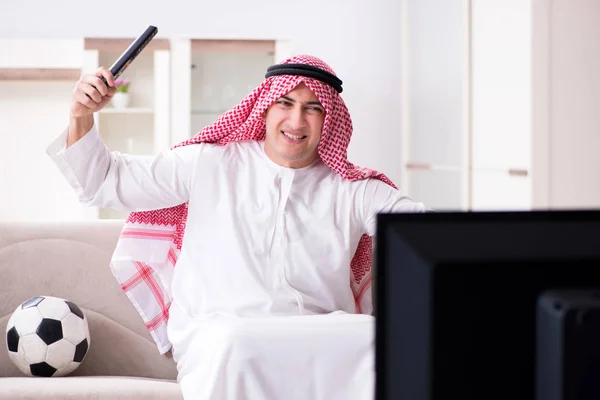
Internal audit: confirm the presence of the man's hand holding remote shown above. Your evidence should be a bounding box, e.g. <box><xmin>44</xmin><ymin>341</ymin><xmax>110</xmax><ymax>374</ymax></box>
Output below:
<box><xmin>67</xmin><ymin>67</ymin><xmax>116</xmax><ymax>148</ymax></box>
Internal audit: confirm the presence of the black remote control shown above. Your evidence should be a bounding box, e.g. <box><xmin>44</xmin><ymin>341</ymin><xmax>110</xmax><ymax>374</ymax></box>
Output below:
<box><xmin>101</xmin><ymin>25</ymin><xmax>158</xmax><ymax>86</ymax></box>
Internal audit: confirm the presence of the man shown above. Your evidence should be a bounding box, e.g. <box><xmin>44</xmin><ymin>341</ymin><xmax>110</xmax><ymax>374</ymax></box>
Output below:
<box><xmin>47</xmin><ymin>54</ymin><xmax>428</xmax><ymax>400</ymax></box>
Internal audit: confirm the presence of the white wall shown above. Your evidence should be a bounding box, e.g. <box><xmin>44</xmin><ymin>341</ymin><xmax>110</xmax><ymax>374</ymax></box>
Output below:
<box><xmin>0</xmin><ymin>81</ymin><xmax>97</xmax><ymax>221</ymax></box>
<box><xmin>0</xmin><ymin>0</ymin><xmax>407</xmax><ymax>187</ymax></box>
<box><xmin>531</xmin><ymin>0</ymin><xmax>600</xmax><ymax>209</ymax></box>
<box><xmin>547</xmin><ymin>0</ymin><xmax>600</xmax><ymax>209</ymax></box>
<box><xmin>0</xmin><ymin>39</ymin><xmax>98</xmax><ymax>222</ymax></box>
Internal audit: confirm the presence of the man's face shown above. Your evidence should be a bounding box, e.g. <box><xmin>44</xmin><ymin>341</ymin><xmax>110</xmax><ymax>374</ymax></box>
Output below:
<box><xmin>263</xmin><ymin>83</ymin><xmax>325</xmax><ymax>169</ymax></box>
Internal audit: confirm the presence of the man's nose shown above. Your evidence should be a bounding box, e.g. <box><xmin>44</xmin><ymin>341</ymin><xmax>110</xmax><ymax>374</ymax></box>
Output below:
<box><xmin>288</xmin><ymin>107</ymin><xmax>307</xmax><ymax>130</ymax></box>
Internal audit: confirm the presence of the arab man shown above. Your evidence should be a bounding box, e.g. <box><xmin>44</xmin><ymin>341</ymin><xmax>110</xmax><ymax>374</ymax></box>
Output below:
<box><xmin>47</xmin><ymin>54</ymin><xmax>428</xmax><ymax>400</ymax></box>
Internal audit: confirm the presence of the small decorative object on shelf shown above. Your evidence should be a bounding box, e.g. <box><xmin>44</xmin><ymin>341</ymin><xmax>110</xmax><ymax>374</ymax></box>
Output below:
<box><xmin>111</xmin><ymin>79</ymin><xmax>131</xmax><ymax>109</ymax></box>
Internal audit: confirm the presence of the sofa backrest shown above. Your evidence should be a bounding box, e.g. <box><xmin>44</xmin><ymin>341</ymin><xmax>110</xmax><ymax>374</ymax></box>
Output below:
<box><xmin>0</xmin><ymin>220</ymin><xmax>178</xmax><ymax>380</ymax></box>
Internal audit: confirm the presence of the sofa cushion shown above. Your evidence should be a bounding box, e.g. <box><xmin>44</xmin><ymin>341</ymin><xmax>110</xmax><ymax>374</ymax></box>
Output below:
<box><xmin>0</xmin><ymin>376</ymin><xmax>183</xmax><ymax>399</ymax></box>
<box><xmin>0</xmin><ymin>221</ymin><xmax>178</xmax><ymax>380</ymax></box>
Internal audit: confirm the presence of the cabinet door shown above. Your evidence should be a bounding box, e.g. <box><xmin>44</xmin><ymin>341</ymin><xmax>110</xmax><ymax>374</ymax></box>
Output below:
<box><xmin>402</xmin><ymin>0</ymin><xmax>469</xmax><ymax>211</ymax></box>
<box><xmin>471</xmin><ymin>170</ymin><xmax>531</xmax><ymax>211</ymax></box>
<box><xmin>189</xmin><ymin>48</ymin><xmax>273</xmax><ymax>137</ymax></box>
<box><xmin>170</xmin><ymin>39</ymin><xmax>276</xmax><ymax>145</ymax></box>
<box><xmin>470</xmin><ymin>0</ymin><xmax>532</xmax><ymax>210</ymax></box>
<box><xmin>407</xmin><ymin>169</ymin><xmax>465</xmax><ymax>211</ymax></box>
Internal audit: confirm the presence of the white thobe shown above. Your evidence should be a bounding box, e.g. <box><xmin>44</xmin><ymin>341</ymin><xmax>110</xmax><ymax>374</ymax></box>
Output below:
<box><xmin>47</xmin><ymin>125</ymin><xmax>428</xmax><ymax>400</ymax></box>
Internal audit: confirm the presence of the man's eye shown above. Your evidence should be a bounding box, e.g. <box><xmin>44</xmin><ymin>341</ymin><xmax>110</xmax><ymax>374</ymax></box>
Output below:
<box><xmin>277</xmin><ymin>100</ymin><xmax>293</xmax><ymax>107</ymax></box>
<box><xmin>307</xmin><ymin>107</ymin><xmax>324</xmax><ymax>114</ymax></box>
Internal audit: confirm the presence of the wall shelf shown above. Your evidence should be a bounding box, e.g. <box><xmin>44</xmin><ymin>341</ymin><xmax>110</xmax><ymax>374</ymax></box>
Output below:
<box><xmin>0</xmin><ymin>68</ymin><xmax>80</xmax><ymax>81</ymax></box>
<box><xmin>100</xmin><ymin>107</ymin><xmax>154</xmax><ymax>115</ymax></box>
<box><xmin>191</xmin><ymin>39</ymin><xmax>274</xmax><ymax>54</ymax></box>
<box><xmin>84</xmin><ymin>38</ymin><xmax>170</xmax><ymax>52</ymax></box>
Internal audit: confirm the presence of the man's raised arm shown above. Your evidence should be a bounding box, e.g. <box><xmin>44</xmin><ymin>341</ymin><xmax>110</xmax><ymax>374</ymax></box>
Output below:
<box><xmin>47</xmin><ymin>67</ymin><xmax>199</xmax><ymax>213</ymax></box>
<box><xmin>67</xmin><ymin>66</ymin><xmax>115</xmax><ymax>148</ymax></box>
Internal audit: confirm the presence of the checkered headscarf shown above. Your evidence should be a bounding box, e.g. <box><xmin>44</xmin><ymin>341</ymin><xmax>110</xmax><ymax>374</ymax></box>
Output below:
<box><xmin>109</xmin><ymin>55</ymin><xmax>396</xmax><ymax>354</ymax></box>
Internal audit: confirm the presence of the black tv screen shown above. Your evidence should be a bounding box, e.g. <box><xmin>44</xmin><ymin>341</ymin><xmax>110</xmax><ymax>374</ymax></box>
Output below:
<box><xmin>375</xmin><ymin>210</ymin><xmax>600</xmax><ymax>400</ymax></box>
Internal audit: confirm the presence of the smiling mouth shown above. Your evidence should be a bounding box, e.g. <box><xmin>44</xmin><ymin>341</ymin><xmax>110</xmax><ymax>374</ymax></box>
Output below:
<box><xmin>282</xmin><ymin>131</ymin><xmax>307</xmax><ymax>141</ymax></box>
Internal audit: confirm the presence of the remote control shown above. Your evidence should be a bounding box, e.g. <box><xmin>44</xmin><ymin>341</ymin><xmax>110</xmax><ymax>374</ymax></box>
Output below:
<box><xmin>101</xmin><ymin>25</ymin><xmax>158</xmax><ymax>86</ymax></box>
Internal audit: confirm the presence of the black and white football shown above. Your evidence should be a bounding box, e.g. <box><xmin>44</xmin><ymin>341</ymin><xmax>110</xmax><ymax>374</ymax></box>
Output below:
<box><xmin>5</xmin><ymin>296</ymin><xmax>90</xmax><ymax>377</ymax></box>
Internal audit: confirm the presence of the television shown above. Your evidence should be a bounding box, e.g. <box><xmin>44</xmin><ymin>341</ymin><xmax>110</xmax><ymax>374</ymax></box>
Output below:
<box><xmin>375</xmin><ymin>210</ymin><xmax>600</xmax><ymax>400</ymax></box>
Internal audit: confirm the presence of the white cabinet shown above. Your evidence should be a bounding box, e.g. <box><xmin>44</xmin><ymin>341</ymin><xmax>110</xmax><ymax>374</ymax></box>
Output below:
<box><xmin>403</xmin><ymin>0</ymin><xmax>600</xmax><ymax>212</ymax></box>
<box><xmin>402</xmin><ymin>0</ymin><xmax>532</xmax><ymax>211</ymax></box>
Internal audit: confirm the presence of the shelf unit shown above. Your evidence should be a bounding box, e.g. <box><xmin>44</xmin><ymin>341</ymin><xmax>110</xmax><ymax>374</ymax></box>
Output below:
<box><xmin>0</xmin><ymin>36</ymin><xmax>289</xmax><ymax>222</ymax></box>
<box><xmin>84</xmin><ymin>37</ymin><xmax>280</xmax><ymax>219</ymax></box>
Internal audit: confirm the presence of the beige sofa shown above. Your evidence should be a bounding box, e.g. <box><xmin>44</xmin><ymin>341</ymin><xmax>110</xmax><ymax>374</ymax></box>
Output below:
<box><xmin>0</xmin><ymin>220</ymin><xmax>183</xmax><ymax>399</ymax></box>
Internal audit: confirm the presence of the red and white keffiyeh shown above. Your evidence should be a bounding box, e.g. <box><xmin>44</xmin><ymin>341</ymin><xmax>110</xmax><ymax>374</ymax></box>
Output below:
<box><xmin>109</xmin><ymin>55</ymin><xmax>397</xmax><ymax>354</ymax></box>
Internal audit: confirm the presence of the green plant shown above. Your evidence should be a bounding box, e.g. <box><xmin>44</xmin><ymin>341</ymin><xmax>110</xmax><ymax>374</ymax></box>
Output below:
<box><xmin>114</xmin><ymin>79</ymin><xmax>131</xmax><ymax>93</ymax></box>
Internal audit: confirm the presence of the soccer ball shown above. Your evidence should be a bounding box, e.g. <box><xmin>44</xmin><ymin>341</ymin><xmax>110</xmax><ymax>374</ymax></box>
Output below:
<box><xmin>5</xmin><ymin>296</ymin><xmax>90</xmax><ymax>377</ymax></box>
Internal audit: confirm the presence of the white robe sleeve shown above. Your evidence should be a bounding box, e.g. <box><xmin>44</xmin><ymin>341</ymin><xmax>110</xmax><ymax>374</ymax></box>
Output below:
<box><xmin>361</xmin><ymin>179</ymin><xmax>429</xmax><ymax>236</ymax></box>
<box><xmin>46</xmin><ymin>124</ymin><xmax>201</xmax><ymax>212</ymax></box>
<box><xmin>357</xmin><ymin>180</ymin><xmax>429</xmax><ymax>315</ymax></box>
